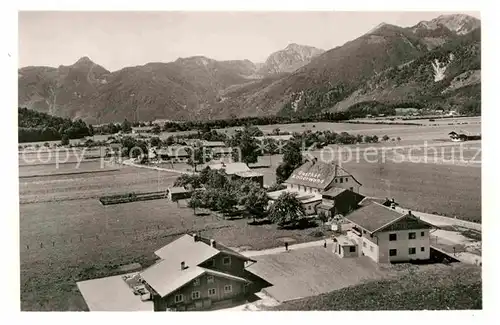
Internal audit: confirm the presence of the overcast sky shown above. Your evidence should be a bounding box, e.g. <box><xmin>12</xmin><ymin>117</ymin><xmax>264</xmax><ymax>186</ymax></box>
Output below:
<box><xmin>19</xmin><ymin>11</ymin><xmax>480</xmax><ymax>72</ymax></box>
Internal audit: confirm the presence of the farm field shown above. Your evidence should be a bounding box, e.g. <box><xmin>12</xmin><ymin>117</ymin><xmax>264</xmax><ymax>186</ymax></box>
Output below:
<box><xmin>253</xmin><ymin>145</ymin><xmax>481</xmax><ymax>221</ymax></box>
<box><xmin>352</xmin><ymin>116</ymin><xmax>481</xmax><ymax>126</ymax></box>
<box><xmin>19</xmin><ymin>163</ymin><xmax>176</xmax><ymax>203</ymax></box>
<box><xmin>19</xmin><ymin>162</ymin><xmax>332</xmax><ymax>311</ymax></box>
<box><xmin>19</xmin><ymin>147</ymin><xmax>104</xmax><ymax>167</ymax></box>
<box><xmin>270</xmin><ymin>263</ymin><xmax>481</xmax><ymax>310</ymax></box>
<box><xmin>207</xmin><ymin>121</ymin><xmax>481</xmax><ymax>142</ymax></box>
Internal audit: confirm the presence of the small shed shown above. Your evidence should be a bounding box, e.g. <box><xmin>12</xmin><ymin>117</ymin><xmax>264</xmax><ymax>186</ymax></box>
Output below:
<box><xmin>332</xmin><ymin>234</ymin><xmax>359</xmax><ymax>258</ymax></box>
<box><xmin>234</xmin><ymin>171</ymin><xmax>264</xmax><ymax>188</ymax></box>
<box><xmin>167</xmin><ymin>187</ymin><xmax>192</xmax><ymax>201</ymax></box>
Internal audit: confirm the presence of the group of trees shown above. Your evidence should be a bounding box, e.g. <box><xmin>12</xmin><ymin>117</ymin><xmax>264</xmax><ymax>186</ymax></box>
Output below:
<box><xmin>18</xmin><ymin>107</ymin><xmax>93</xmax><ymax>143</ymax></box>
<box><xmin>176</xmin><ymin>169</ymin><xmax>269</xmax><ymax>220</ymax></box>
<box><xmin>176</xmin><ymin>168</ymin><xmax>307</xmax><ymax>228</ymax></box>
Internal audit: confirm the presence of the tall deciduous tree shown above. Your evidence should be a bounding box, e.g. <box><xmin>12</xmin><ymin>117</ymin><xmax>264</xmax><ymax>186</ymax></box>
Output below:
<box><xmin>268</xmin><ymin>192</ymin><xmax>305</xmax><ymax>228</ymax></box>
<box><xmin>238</xmin><ymin>181</ymin><xmax>269</xmax><ymax>221</ymax></box>
<box><xmin>230</xmin><ymin>125</ymin><xmax>260</xmax><ymax>164</ymax></box>
<box><xmin>188</xmin><ymin>190</ymin><xmax>204</xmax><ymax>215</ymax></box>
<box><xmin>121</xmin><ymin>118</ymin><xmax>132</xmax><ymax>133</ymax></box>
<box><xmin>276</xmin><ymin>140</ymin><xmax>303</xmax><ymax>184</ymax></box>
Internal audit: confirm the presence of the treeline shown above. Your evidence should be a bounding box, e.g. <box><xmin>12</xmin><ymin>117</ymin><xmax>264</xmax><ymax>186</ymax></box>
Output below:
<box><xmin>159</xmin><ymin>111</ymin><xmax>355</xmax><ymax>134</ymax></box>
<box><xmin>18</xmin><ymin>107</ymin><xmax>92</xmax><ymax>143</ymax></box>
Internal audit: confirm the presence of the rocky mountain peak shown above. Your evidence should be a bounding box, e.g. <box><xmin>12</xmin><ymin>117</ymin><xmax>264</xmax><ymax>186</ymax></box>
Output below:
<box><xmin>413</xmin><ymin>14</ymin><xmax>480</xmax><ymax>35</ymax></box>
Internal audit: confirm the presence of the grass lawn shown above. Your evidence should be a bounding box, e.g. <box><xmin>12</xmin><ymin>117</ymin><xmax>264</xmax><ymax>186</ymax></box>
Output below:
<box><xmin>270</xmin><ymin>264</ymin><xmax>481</xmax><ymax>310</ymax></box>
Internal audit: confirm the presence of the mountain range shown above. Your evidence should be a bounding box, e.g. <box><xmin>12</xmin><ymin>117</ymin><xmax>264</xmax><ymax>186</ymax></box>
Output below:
<box><xmin>18</xmin><ymin>14</ymin><xmax>481</xmax><ymax>124</ymax></box>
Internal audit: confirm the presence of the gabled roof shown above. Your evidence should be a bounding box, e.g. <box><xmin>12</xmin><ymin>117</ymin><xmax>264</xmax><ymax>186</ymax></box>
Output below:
<box><xmin>158</xmin><ymin>146</ymin><xmax>190</xmax><ymax>157</ymax></box>
<box><xmin>344</xmin><ymin>202</ymin><xmax>407</xmax><ymax>233</ymax></box>
<box><xmin>208</xmin><ymin>162</ymin><xmax>250</xmax><ymax>175</ymax></box>
<box><xmin>153</xmin><ymin>234</ymin><xmax>218</xmax><ymax>261</ymax></box>
<box><xmin>141</xmin><ymin>263</ymin><xmax>250</xmax><ymax>298</ymax></box>
<box><xmin>203</xmin><ymin>141</ymin><xmax>226</xmax><ymax>147</ymax></box>
<box><xmin>212</xmin><ymin>147</ymin><xmax>233</xmax><ymax>154</ymax></box>
<box><xmin>358</xmin><ymin>197</ymin><xmax>386</xmax><ymax>207</ymax></box>
<box><xmin>345</xmin><ymin>202</ymin><xmax>436</xmax><ymax>233</ymax></box>
<box><xmin>169</xmin><ymin>187</ymin><xmax>189</xmax><ymax>194</ymax></box>
<box><xmin>140</xmin><ymin>234</ymin><xmax>254</xmax><ymax>297</ymax></box>
<box><xmin>285</xmin><ymin>160</ymin><xmax>361</xmax><ymax>190</ymax></box>
<box><xmin>235</xmin><ymin>171</ymin><xmax>264</xmax><ymax>178</ymax></box>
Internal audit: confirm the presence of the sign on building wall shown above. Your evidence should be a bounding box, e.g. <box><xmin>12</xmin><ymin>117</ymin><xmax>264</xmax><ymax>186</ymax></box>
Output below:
<box><xmin>290</xmin><ymin>171</ymin><xmax>326</xmax><ymax>184</ymax></box>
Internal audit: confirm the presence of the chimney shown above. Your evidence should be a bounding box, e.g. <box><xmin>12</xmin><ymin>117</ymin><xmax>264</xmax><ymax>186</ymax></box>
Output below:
<box><xmin>391</xmin><ymin>203</ymin><xmax>396</xmax><ymax>210</ymax></box>
<box><xmin>210</xmin><ymin>239</ymin><xmax>216</xmax><ymax>248</ymax></box>
<box><xmin>180</xmin><ymin>261</ymin><xmax>186</xmax><ymax>270</ymax></box>
<box><xmin>193</xmin><ymin>233</ymin><xmax>198</xmax><ymax>242</ymax></box>
<box><xmin>408</xmin><ymin>210</ymin><xmax>412</xmax><ymax>216</ymax></box>
<box><xmin>391</xmin><ymin>198</ymin><xmax>395</xmax><ymax>203</ymax></box>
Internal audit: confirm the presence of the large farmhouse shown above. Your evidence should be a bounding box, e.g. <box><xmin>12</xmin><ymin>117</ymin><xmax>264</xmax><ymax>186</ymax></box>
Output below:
<box><xmin>77</xmin><ymin>233</ymin><xmax>258</xmax><ymax>311</ymax></box>
<box><xmin>139</xmin><ymin>234</ymin><xmax>257</xmax><ymax>311</ymax></box>
<box><xmin>333</xmin><ymin>202</ymin><xmax>437</xmax><ymax>263</ymax></box>
<box><xmin>267</xmin><ymin>159</ymin><xmax>363</xmax><ymax>215</ymax></box>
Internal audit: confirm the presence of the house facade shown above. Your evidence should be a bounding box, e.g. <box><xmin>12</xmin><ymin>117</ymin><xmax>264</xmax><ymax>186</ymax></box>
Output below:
<box><xmin>337</xmin><ymin>202</ymin><xmax>435</xmax><ymax>263</ymax></box>
<box><xmin>157</xmin><ymin>146</ymin><xmax>190</xmax><ymax>163</ymax></box>
<box><xmin>139</xmin><ymin>234</ymin><xmax>256</xmax><ymax>311</ymax></box>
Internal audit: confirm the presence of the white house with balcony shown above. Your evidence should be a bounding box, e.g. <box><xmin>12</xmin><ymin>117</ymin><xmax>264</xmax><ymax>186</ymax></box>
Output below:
<box><xmin>333</xmin><ymin>202</ymin><xmax>436</xmax><ymax>263</ymax></box>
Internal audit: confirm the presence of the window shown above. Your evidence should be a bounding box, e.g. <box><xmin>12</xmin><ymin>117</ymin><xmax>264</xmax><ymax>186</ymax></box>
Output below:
<box><xmin>340</xmin><ymin>178</ymin><xmax>343</xmax><ymax>183</ymax></box>
<box><xmin>193</xmin><ymin>278</ymin><xmax>200</xmax><ymax>286</ymax></box>
<box><xmin>408</xmin><ymin>232</ymin><xmax>416</xmax><ymax>240</ymax></box>
<box><xmin>191</xmin><ymin>291</ymin><xmax>201</xmax><ymax>300</ymax></box>
<box><xmin>349</xmin><ymin>246</ymin><xmax>356</xmax><ymax>252</ymax></box>
<box><xmin>370</xmin><ymin>246</ymin><xmax>374</xmax><ymax>252</ymax></box>
<box><xmin>421</xmin><ymin>231</ymin><xmax>425</xmax><ymax>237</ymax></box>
<box><xmin>174</xmin><ymin>294</ymin><xmax>184</xmax><ymax>303</ymax></box>
<box><xmin>409</xmin><ymin>247</ymin><xmax>416</xmax><ymax>255</ymax></box>
<box><xmin>208</xmin><ymin>288</ymin><xmax>216</xmax><ymax>296</ymax></box>
<box><xmin>207</xmin><ymin>275</ymin><xmax>214</xmax><ymax>284</ymax></box>
<box><xmin>421</xmin><ymin>247</ymin><xmax>425</xmax><ymax>252</ymax></box>
<box><xmin>224</xmin><ymin>285</ymin><xmax>232</xmax><ymax>293</ymax></box>
<box><xmin>389</xmin><ymin>249</ymin><xmax>397</xmax><ymax>256</ymax></box>
<box><xmin>389</xmin><ymin>233</ymin><xmax>397</xmax><ymax>241</ymax></box>
<box><xmin>363</xmin><ymin>241</ymin><xmax>367</xmax><ymax>248</ymax></box>
<box><xmin>208</xmin><ymin>259</ymin><xmax>215</xmax><ymax>267</ymax></box>
<box><xmin>334</xmin><ymin>179</ymin><xmax>338</xmax><ymax>183</ymax></box>
<box><xmin>345</xmin><ymin>178</ymin><xmax>348</xmax><ymax>182</ymax></box>
<box><xmin>223</xmin><ymin>256</ymin><xmax>231</xmax><ymax>265</ymax></box>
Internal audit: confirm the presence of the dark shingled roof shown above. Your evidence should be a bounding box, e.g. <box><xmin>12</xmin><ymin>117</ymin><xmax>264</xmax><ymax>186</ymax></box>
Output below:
<box><xmin>345</xmin><ymin>202</ymin><xmax>406</xmax><ymax>233</ymax></box>
<box><xmin>321</xmin><ymin>188</ymin><xmax>347</xmax><ymax>198</ymax></box>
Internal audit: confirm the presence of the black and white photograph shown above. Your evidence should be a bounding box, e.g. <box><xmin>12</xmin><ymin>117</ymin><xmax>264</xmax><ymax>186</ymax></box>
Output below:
<box><xmin>6</xmin><ymin>3</ymin><xmax>492</xmax><ymax>315</ymax></box>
